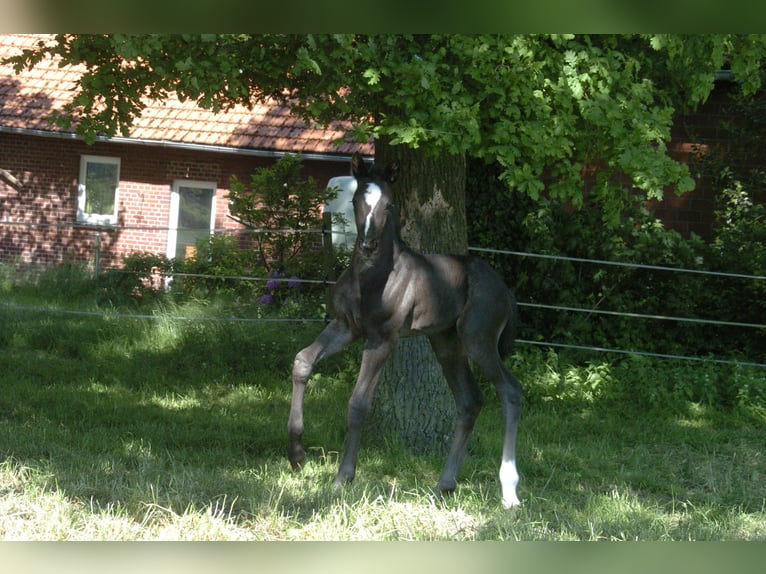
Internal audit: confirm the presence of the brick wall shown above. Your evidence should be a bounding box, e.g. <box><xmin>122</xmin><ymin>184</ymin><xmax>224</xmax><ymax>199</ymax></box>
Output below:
<box><xmin>0</xmin><ymin>131</ymin><xmax>349</xmax><ymax>271</ymax></box>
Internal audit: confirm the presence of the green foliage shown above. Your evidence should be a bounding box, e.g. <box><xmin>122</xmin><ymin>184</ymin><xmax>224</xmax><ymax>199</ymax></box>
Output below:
<box><xmin>173</xmin><ymin>234</ymin><xmax>258</xmax><ymax>299</ymax></box>
<box><xmin>514</xmin><ymin>346</ymin><xmax>766</xmax><ymax>415</ymax></box>
<box><xmin>0</xmin><ymin>262</ymin><xmax>14</xmax><ymax>293</ymax></box>
<box><xmin>690</xmin><ymin>90</ymin><xmax>766</xmax><ymax>356</ymax></box>
<box><xmin>609</xmin><ymin>355</ymin><xmax>766</xmax><ymax>413</ymax></box>
<box><xmin>34</xmin><ymin>261</ymin><xmax>97</xmax><ymax>302</ymax></box>
<box><xmin>700</xmin><ymin>90</ymin><xmax>766</xmax><ymax>280</ymax></box>
<box><xmin>513</xmin><ymin>348</ymin><xmax>618</xmax><ymax>406</ymax></box>
<box><xmin>465</xmin><ymin>80</ymin><xmax>766</xmax><ymax>365</ymax></box>
<box><xmin>715</xmin><ymin>184</ymin><xmax>766</xmax><ymax>263</ymax></box>
<box><xmin>466</xmin><ymin>155</ymin><xmax>765</xmax><ymax>363</ymax></box>
<box><xmin>98</xmin><ymin>239</ymin><xmax>332</xmax><ymax>320</ymax></box>
<box><xmin>98</xmin><ymin>251</ymin><xmax>172</xmax><ymax>305</ymax></box>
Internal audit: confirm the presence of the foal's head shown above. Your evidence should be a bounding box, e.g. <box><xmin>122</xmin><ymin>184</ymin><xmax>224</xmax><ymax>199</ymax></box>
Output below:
<box><xmin>350</xmin><ymin>152</ymin><xmax>400</xmax><ymax>258</ymax></box>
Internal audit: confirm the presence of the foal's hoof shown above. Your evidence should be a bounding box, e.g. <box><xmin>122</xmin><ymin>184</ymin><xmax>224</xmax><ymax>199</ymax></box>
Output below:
<box><xmin>332</xmin><ymin>473</ymin><xmax>354</xmax><ymax>489</ymax></box>
<box><xmin>288</xmin><ymin>448</ymin><xmax>306</xmax><ymax>471</ymax></box>
<box><xmin>431</xmin><ymin>488</ymin><xmax>450</xmax><ymax>502</ymax></box>
<box><xmin>502</xmin><ymin>495</ymin><xmax>522</xmax><ymax>509</ymax></box>
<box><xmin>432</xmin><ymin>482</ymin><xmax>456</xmax><ymax>502</ymax></box>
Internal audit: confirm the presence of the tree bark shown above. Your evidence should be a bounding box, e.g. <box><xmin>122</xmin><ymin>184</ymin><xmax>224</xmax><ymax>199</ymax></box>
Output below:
<box><xmin>367</xmin><ymin>138</ymin><xmax>467</xmax><ymax>453</ymax></box>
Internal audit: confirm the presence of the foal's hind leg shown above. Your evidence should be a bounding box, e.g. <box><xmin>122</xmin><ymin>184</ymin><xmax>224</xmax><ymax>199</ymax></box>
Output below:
<box><xmin>429</xmin><ymin>331</ymin><xmax>484</xmax><ymax>496</ymax></box>
<box><xmin>460</xmin><ymin>321</ymin><xmax>523</xmax><ymax>508</ymax></box>
<box><xmin>288</xmin><ymin>319</ymin><xmax>356</xmax><ymax>471</ymax></box>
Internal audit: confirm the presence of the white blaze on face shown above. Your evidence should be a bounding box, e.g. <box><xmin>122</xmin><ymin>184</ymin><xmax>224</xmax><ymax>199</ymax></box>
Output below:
<box><xmin>363</xmin><ymin>182</ymin><xmax>383</xmax><ymax>238</ymax></box>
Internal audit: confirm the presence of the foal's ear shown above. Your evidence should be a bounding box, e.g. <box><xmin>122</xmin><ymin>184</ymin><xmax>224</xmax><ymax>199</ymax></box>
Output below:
<box><xmin>351</xmin><ymin>152</ymin><xmax>368</xmax><ymax>178</ymax></box>
<box><xmin>385</xmin><ymin>161</ymin><xmax>399</xmax><ymax>184</ymax></box>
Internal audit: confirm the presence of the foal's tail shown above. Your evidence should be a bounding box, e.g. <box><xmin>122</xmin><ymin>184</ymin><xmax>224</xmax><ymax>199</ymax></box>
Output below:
<box><xmin>498</xmin><ymin>290</ymin><xmax>518</xmax><ymax>361</ymax></box>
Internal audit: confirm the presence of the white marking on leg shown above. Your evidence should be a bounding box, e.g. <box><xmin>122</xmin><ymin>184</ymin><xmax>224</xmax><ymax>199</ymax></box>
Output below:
<box><xmin>499</xmin><ymin>457</ymin><xmax>521</xmax><ymax>508</ymax></box>
<box><xmin>363</xmin><ymin>182</ymin><xmax>382</xmax><ymax>237</ymax></box>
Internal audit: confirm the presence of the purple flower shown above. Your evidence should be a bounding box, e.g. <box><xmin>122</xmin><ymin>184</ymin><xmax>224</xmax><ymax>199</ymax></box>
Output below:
<box><xmin>266</xmin><ymin>278</ymin><xmax>281</xmax><ymax>291</ymax></box>
<box><xmin>258</xmin><ymin>294</ymin><xmax>273</xmax><ymax>305</ymax></box>
<box><xmin>287</xmin><ymin>275</ymin><xmax>301</xmax><ymax>289</ymax></box>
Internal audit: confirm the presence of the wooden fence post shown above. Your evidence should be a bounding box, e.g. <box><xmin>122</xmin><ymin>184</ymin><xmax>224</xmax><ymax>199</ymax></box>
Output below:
<box><xmin>93</xmin><ymin>232</ymin><xmax>102</xmax><ymax>278</ymax></box>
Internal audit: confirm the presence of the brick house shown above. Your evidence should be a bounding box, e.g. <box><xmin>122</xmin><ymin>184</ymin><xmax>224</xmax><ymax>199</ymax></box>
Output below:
<box><xmin>0</xmin><ymin>34</ymin><xmax>372</xmax><ymax>272</ymax></box>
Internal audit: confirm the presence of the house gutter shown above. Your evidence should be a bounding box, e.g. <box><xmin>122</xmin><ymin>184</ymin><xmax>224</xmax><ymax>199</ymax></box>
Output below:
<box><xmin>0</xmin><ymin>125</ymin><xmax>373</xmax><ymax>162</ymax></box>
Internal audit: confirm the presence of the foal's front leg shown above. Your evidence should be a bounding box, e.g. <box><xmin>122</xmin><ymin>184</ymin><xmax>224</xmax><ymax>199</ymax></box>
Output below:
<box><xmin>288</xmin><ymin>319</ymin><xmax>356</xmax><ymax>471</ymax></box>
<box><xmin>334</xmin><ymin>338</ymin><xmax>394</xmax><ymax>486</ymax></box>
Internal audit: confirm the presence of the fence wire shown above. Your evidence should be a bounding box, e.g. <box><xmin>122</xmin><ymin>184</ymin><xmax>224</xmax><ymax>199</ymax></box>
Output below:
<box><xmin>515</xmin><ymin>339</ymin><xmax>766</xmax><ymax>369</ymax></box>
<box><xmin>518</xmin><ymin>301</ymin><xmax>766</xmax><ymax>331</ymax></box>
<box><xmin>3</xmin><ymin>217</ymin><xmax>765</xmax><ymax>368</ymax></box>
<box><xmin>468</xmin><ymin>246</ymin><xmax>766</xmax><ymax>282</ymax></box>
<box><xmin>0</xmin><ymin>303</ymin><xmax>326</xmax><ymax>323</ymax></box>
<box><xmin>2</xmin><ymin>298</ymin><xmax>764</xmax><ymax>368</ymax></box>
<box><xmin>0</xmin><ymin>218</ymin><xmax>327</xmax><ymax>235</ymax></box>
<box><xmin>469</xmin><ymin>245</ymin><xmax>766</xmax><ymax>369</ymax></box>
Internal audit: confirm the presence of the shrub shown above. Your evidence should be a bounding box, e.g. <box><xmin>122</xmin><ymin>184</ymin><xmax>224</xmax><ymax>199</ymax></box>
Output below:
<box><xmin>0</xmin><ymin>261</ymin><xmax>16</xmax><ymax>293</ymax></box>
<box><xmin>173</xmin><ymin>234</ymin><xmax>258</xmax><ymax>299</ymax></box>
<box><xmin>703</xmin><ymin>181</ymin><xmax>766</xmax><ymax>359</ymax></box>
<box><xmin>227</xmin><ymin>153</ymin><xmax>338</xmax><ymax>273</ymax></box>
<box><xmin>98</xmin><ymin>251</ymin><xmax>172</xmax><ymax>305</ymax></box>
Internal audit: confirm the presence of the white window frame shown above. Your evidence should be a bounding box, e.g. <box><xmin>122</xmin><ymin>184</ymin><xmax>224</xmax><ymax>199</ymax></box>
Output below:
<box><xmin>77</xmin><ymin>155</ymin><xmax>120</xmax><ymax>225</ymax></box>
<box><xmin>166</xmin><ymin>180</ymin><xmax>217</xmax><ymax>261</ymax></box>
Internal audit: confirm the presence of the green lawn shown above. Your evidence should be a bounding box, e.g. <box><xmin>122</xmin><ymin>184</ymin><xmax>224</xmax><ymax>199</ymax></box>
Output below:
<box><xmin>1</xmin><ymin>277</ymin><xmax>764</xmax><ymax>540</ymax></box>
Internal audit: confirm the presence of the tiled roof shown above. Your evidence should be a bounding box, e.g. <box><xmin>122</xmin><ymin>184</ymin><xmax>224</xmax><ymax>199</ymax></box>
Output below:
<box><xmin>0</xmin><ymin>34</ymin><xmax>373</xmax><ymax>157</ymax></box>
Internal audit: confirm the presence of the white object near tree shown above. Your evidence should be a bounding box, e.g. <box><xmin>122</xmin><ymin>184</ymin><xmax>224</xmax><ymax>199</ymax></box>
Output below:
<box><xmin>323</xmin><ymin>176</ymin><xmax>357</xmax><ymax>251</ymax></box>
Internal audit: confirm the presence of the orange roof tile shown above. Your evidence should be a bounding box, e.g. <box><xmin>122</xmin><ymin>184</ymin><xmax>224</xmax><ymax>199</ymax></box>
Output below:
<box><xmin>0</xmin><ymin>34</ymin><xmax>373</xmax><ymax>157</ymax></box>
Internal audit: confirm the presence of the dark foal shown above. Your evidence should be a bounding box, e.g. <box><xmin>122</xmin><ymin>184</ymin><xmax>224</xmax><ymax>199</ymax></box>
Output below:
<box><xmin>288</xmin><ymin>153</ymin><xmax>523</xmax><ymax>508</ymax></box>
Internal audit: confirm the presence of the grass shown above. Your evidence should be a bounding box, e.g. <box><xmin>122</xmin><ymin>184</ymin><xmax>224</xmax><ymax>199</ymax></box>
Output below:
<box><xmin>1</xmin><ymin>264</ymin><xmax>765</xmax><ymax>540</ymax></box>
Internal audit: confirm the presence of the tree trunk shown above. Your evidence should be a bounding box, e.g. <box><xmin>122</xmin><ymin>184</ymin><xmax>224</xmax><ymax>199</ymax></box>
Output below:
<box><xmin>367</xmin><ymin>139</ymin><xmax>467</xmax><ymax>453</ymax></box>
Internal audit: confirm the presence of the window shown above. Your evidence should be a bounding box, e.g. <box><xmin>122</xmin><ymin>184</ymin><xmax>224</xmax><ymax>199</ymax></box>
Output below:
<box><xmin>77</xmin><ymin>155</ymin><xmax>120</xmax><ymax>225</ymax></box>
<box><xmin>167</xmin><ymin>180</ymin><xmax>217</xmax><ymax>261</ymax></box>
